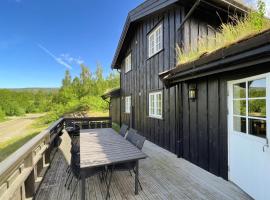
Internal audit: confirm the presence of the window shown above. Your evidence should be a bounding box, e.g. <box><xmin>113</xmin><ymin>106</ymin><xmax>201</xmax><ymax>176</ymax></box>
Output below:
<box><xmin>125</xmin><ymin>96</ymin><xmax>131</xmax><ymax>113</ymax></box>
<box><xmin>125</xmin><ymin>53</ymin><xmax>131</xmax><ymax>73</ymax></box>
<box><xmin>149</xmin><ymin>91</ymin><xmax>162</xmax><ymax>119</ymax></box>
<box><xmin>233</xmin><ymin>78</ymin><xmax>267</xmax><ymax>138</ymax></box>
<box><xmin>148</xmin><ymin>24</ymin><xmax>163</xmax><ymax>57</ymax></box>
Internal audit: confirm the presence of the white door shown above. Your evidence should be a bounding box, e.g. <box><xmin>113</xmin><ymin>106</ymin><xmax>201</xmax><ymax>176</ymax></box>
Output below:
<box><xmin>228</xmin><ymin>74</ymin><xmax>270</xmax><ymax>200</ymax></box>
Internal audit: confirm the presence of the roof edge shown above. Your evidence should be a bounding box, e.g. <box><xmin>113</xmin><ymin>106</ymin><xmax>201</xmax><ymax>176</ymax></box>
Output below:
<box><xmin>159</xmin><ymin>29</ymin><xmax>270</xmax><ymax>87</ymax></box>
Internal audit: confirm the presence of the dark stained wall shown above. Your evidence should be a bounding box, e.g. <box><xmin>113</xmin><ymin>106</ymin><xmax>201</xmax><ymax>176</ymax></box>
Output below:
<box><xmin>177</xmin><ymin>63</ymin><xmax>270</xmax><ymax>180</ymax></box>
<box><xmin>177</xmin><ymin>77</ymin><xmax>228</xmax><ymax>179</ymax></box>
<box><xmin>119</xmin><ymin>3</ymin><xmax>227</xmax><ymax>178</ymax></box>
<box><xmin>110</xmin><ymin>97</ymin><xmax>121</xmax><ymax>125</ymax></box>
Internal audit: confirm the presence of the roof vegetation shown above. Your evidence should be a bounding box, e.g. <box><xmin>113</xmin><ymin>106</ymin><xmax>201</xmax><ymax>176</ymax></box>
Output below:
<box><xmin>176</xmin><ymin>0</ymin><xmax>270</xmax><ymax>65</ymax></box>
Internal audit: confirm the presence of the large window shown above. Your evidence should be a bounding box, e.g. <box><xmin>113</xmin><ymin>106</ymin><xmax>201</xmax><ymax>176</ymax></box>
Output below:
<box><xmin>149</xmin><ymin>91</ymin><xmax>162</xmax><ymax>119</ymax></box>
<box><xmin>233</xmin><ymin>78</ymin><xmax>267</xmax><ymax>138</ymax></box>
<box><xmin>148</xmin><ymin>24</ymin><xmax>163</xmax><ymax>58</ymax></box>
<box><xmin>125</xmin><ymin>53</ymin><xmax>131</xmax><ymax>73</ymax></box>
<box><xmin>125</xmin><ymin>96</ymin><xmax>131</xmax><ymax>113</ymax></box>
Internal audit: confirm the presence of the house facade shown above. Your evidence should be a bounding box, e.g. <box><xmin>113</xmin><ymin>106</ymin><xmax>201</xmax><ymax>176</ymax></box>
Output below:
<box><xmin>110</xmin><ymin>0</ymin><xmax>270</xmax><ymax>200</ymax></box>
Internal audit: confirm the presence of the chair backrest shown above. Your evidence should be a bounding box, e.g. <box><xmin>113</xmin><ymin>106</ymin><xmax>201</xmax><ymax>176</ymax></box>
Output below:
<box><xmin>126</xmin><ymin>129</ymin><xmax>146</xmax><ymax>150</ymax></box>
<box><xmin>119</xmin><ymin>124</ymin><xmax>128</xmax><ymax>137</ymax></box>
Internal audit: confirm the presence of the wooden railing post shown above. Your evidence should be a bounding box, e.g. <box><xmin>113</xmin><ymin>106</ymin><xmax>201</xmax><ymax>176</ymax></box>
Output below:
<box><xmin>24</xmin><ymin>169</ymin><xmax>35</xmax><ymax>198</ymax></box>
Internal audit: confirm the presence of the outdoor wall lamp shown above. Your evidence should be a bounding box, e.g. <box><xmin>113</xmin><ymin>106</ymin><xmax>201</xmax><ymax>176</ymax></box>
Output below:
<box><xmin>189</xmin><ymin>84</ymin><xmax>197</xmax><ymax>101</ymax></box>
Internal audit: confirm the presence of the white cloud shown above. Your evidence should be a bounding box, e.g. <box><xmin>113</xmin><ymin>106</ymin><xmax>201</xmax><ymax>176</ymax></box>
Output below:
<box><xmin>60</xmin><ymin>53</ymin><xmax>84</xmax><ymax>65</ymax></box>
<box><xmin>37</xmin><ymin>44</ymin><xmax>72</xmax><ymax>69</ymax></box>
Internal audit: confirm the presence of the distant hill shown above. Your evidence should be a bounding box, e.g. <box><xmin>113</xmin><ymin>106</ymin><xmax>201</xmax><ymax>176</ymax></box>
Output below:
<box><xmin>0</xmin><ymin>88</ymin><xmax>59</xmax><ymax>93</ymax></box>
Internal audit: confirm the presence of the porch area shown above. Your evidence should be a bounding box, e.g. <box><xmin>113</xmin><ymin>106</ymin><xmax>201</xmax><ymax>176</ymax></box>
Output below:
<box><xmin>35</xmin><ymin>131</ymin><xmax>251</xmax><ymax>200</ymax></box>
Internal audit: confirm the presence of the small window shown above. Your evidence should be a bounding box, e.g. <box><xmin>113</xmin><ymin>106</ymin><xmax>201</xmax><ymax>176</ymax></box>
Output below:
<box><xmin>148</xmin><ymin>24</ymin><xmax>163</xmax><ymax>57</ymax></box>
<box><xmin>125</xmin><ymin>53</ymin><xmax>131</xmax><ymax>73</ymax></box>
<box><xmin>149</xmin><ymin>91</ymin><xmax>162</xmax><ymax>119</ymax></box>
<box><xmin>232</xmin><ymin>78</ymin><xmax>267</xmax><ymax>138</ymax></box>
<box><xmin>125</xmin><ymin>96</ymin><xmax>131</xmax><ymax>113</ymax></box>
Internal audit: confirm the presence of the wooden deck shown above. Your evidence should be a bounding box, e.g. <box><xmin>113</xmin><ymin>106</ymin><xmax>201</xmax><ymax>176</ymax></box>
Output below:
<box><xmin>35</xmin><ymin>132</ymin><xmax>251</xmax><ymax>200</ymax></box>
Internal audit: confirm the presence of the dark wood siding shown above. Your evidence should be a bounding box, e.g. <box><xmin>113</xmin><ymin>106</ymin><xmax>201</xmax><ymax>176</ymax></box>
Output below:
<box><xmin>178</xmin><ymin>77</ymin><xmax>228</xmax><ymax>179</ymax></box>
<box><xmin>177</xmin><ymin>63</ymin><xmax>270</xmax><ymax>180</ymax></box>
<box><xmin>118</xmin><ymin>3</ymin><xmax>226</xmax><ymax>178</ymax></box>
<box><xmin>120</xmin><ymin>6</ymin><xmax>186</xmax><ymax>153</ymax></box>
<box><xmin>110</xmin><ymin>97</ymin><xmax>121</xmax><ymax>125</ymax></box>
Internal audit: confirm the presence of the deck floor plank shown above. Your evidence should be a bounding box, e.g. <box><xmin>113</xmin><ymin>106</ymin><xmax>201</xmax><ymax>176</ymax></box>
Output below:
<box><xmin>35</xmin><ymin>133</ymin><xmax>251</xmax><ymax>200</ymax></box>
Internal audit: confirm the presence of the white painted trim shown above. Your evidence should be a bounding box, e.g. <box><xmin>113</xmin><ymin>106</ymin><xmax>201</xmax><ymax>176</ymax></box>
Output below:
<box><xmin>125</xmin><ymin>53</ymin><xmax>132</xmax><ymax>73</ymax></box>
<box><xmin>149</xmin><ymin>91</ymin><xmax>163</xmax><ymax>119</ymax></box>
<box><xmin>148</xmin><ymin>23</ymin><xmax>163</xmax><ymax>58</ymax></box>
<box><xmin>125</xmin><ymin>96</ymin><xmax>131</xmax><ymax>113</ymax></box>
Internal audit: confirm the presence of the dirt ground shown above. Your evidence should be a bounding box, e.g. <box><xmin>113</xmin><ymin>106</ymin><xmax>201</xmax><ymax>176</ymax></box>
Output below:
<box><xmin>0</xmin><ymin>113</ymin><xmax>44</xmax><ymax>142</ymax></box>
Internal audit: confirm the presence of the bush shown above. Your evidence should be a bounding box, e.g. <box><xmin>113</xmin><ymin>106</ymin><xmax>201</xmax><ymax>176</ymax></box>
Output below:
<box><xmin>0</xmin><ymin>107</ymin><xmax>5</xmax><ymax>121</ymax></box>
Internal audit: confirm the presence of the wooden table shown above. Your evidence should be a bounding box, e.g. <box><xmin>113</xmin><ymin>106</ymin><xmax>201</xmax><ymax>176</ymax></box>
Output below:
<box><xmin>80</xmin><ymin>128</ymin><xmax>147</xmax><ymax>200</ymax></box>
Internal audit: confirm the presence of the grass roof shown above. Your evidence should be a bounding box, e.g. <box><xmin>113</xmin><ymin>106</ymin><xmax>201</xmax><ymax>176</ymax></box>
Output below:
<box><xmin>176</xmin><ymin>0</ymin><xmax>270</xmax><ymax>66</ymax></box>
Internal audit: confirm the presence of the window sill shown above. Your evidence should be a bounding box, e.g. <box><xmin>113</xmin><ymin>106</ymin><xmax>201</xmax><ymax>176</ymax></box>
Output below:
<box><xmin>148</xmin><ymin>115</ymin><xmax>163</xmax><ymax>120</ymax></box>
<box><xmin>147</xmin><ymin>49</ymin><xmax>164</xmax><ymax>60</ymax></box>
<box><xmin>124</xmin><ymin>112</ymin><xmax>130</xmax><ymax>114</ymax></box>
<box><xmin>125</xmin><ymin>69</ymin><xmax>132</xmax><ymax>74</ymax></box>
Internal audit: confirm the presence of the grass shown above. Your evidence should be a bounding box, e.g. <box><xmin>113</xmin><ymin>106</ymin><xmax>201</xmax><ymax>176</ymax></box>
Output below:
<box><xmin>176</xmin><ymin>0</ymin><xmax>270</xmax><ymax>65</ymax></box>
<box><xmin>87</xmin><ymin>110</ymin><xmax>109</xmax><ymax>117</ymax></box>
<box><xmin>112</xmin><ymin>122</ymin><xmax>120</xmax><ymax>132</ymax></box>
<box><xmin>0</xmin><ymin>130</ymin><xmax>41</xmax><ymax>162</ymax></box>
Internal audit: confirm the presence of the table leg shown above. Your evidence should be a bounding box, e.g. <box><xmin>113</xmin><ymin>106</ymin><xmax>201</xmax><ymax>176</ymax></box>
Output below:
<box><xmin>81</xmin><ymin>174</ymin><xmax>86</xmax><ymax>200</ymax></box>
<box><xmin>135</xmin><ymin>160</ymin><xmax>139</xmax><ymax>195</ymax></box>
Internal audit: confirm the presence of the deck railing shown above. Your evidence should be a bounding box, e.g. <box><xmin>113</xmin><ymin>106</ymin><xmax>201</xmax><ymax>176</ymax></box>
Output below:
<box><xmin>0</xmin><ymin>116</ymin><xmax>111</xmax><ymax>200</ymax></box>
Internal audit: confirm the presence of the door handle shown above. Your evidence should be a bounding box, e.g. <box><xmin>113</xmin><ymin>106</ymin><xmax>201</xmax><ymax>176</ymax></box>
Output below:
<box><xmin>263</xmin><ymin>138</ymin><xmax>269</xmax><ymax>152</ymax></box>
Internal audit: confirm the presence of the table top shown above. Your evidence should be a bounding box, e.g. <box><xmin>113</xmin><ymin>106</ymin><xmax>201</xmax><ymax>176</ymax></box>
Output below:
<box><xmin>80</xmin><ymin>128</ymin><xmax>147</xmax><ymax>168</ymax></box>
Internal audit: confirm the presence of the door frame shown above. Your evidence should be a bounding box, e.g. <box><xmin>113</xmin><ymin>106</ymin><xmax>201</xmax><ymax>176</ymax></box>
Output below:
<box><xmin>227</xmin><ymin>72</ymin><xmax>270</xmax><ymax>180</ymax></box>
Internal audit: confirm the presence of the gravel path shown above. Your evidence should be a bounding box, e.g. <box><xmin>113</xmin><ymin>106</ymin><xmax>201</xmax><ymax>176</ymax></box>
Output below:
<box><xmin>0</xmin><ymin>113</ymin><xmax>44</xmax><ymax>142</ymax></box>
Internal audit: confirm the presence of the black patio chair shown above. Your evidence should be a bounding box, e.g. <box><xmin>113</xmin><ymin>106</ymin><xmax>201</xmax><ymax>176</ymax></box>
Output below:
<box><xmin>106</xmin><ymin>128</ymin><xmax>146</xmax><ymax>195</ymax></box>
<box><xmin>66</xmin><ymin>140</ymin><xmax>107</xmax><ymax>200</ymax></box>
<box><xmin>65</xmin><ymin>121</ymin><xmax>80</xmax><ymax>138</ymax></box>
<box><xmin>126</xmin><ymin>129</ymin><xmax>146</xmax><ymax>150</ymax></box>
<box><xmin>64</xmin><ymin>138</ymin><xmax>80</xmax><ymax>189</ymax></box>
<box><xmin>119</xmin><ymin>124</ymin><xmax>128</xmax><ymax>137</ymax></box>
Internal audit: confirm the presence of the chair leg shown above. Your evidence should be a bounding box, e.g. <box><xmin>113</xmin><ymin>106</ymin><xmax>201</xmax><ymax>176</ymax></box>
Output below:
<box><xmin>70</xmin><ymin>176</ymin><xmax>80</xmax><ymax>200</ymax></box>
<box><xmin>67</xmin><ymin>175</ymin><xmax>74</xmax><ymax>190</ymax></box>
<box><xmin>65</xmin><ymin>170</ymin><xmax>72</xmax><ymax>187</ymax></box>
<box><xmin>106</xmin><ymin>168</ymin><xmax>114</xmax><ymax>200</ymax></box>
<box><xmin>133</xmin><ymin>169</ymin><xmax>143</xmax><ymax>190</ymax></box>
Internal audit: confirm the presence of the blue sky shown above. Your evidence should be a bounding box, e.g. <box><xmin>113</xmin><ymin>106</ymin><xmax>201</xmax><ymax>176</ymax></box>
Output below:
<box><xmin>0</xmin><ymin>0</ymin><xmax>268</xmax><ymax>88</ymax></box>
<box><xmin>0</xmin><ymin>0</ymin><xmax>143</xmax><ymax>88</ymax></box>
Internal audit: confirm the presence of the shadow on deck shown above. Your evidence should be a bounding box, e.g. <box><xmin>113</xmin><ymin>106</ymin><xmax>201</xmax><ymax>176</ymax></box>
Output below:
<box><xmin>35</xmin><ymin>132</ymin><xmax>251</xmax><ymax>200</ymax></box>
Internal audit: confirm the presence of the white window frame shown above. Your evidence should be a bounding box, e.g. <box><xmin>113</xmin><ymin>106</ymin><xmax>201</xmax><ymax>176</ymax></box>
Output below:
<box><xmin>125</xmin><ymin>53</ymin><xmax>132</xmax><ymax>73</ymax></box>
<box><xmin>149</xmin><ymin>91</ymin><xmax>163</xmax><ymax>119</ymax></box>
<box><xmin>125</xmin><ymin>96</ymin><xmax>131</xmax><ymax>113</ymax></box>
<box><xmin>148</xmin><ymin>24</ymin><xmax>163</xmax><ymax>58</ymax></box>
<box><xmin>228</xmin><ymin>73</ymin><xmax>270</xmax><ymax>143</ymax></box>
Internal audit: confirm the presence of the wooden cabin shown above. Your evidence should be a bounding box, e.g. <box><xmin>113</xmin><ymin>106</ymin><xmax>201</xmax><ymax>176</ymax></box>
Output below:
<box><xmin>101</xmin><ymin>88</ymin><xmax>121</xmax><ymax>125</ymax></box>
<box><xmin>110</xmin><ymin>0</ymin><xmax>270</xmax><ymax>200</ymax></box>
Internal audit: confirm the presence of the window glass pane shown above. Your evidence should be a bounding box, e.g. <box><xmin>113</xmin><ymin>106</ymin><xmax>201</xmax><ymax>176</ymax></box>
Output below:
<box><xmin>149</xmin><ymin>34</ymin><xmax>155</xmax><ymax>56</ymax></box>
<box><xmin>248</xmin><ymin>99</ymin><xmax>266</xmax><ymax>118</ymax></box>
<box><xmin>233</xmin><ymin>116</ymin><xmax>246</xmax><ymax>133</ymax></box>
<box><xmin>233</xmin><ymin>100</ymin><xmax>246</xmax><ymax>116</ymax></box>
<box><xmin>248</xmin><ymin>78</ymin><xmax>266</xmax><ymax>98</ymax></box>
<box><xmin>149</xmin><ymin>95</ymin><xmax>154</xmax><ymax>115</ymax></box>
<box><xmin>156</xmin><ymin>27</ymin><xmax>161</xmax><ymax>51</ymax></box>
<box><xmin>156</xmin><ymin>94</ymin><xmax>160</xmax><ymax>116</ymax></box>
<box><xmin>233</xmin><ymin>82</ymin><xmax>246</xmax><ymax>98</ymax></box>
<box><xmin>248</xmin><ymin>119</ymin><xmax>266</xmax><ymax>138</ymax></box>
